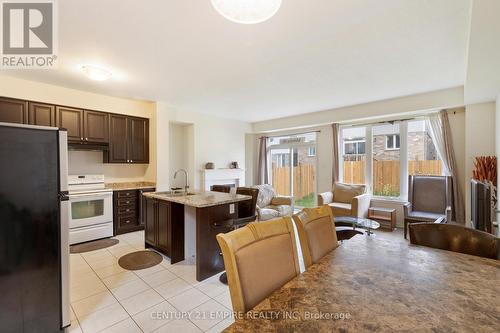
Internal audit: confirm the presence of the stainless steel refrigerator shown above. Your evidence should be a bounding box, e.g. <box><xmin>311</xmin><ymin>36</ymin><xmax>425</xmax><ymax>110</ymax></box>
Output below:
<box><xmin>0</xmin><ymin>122</ymin><xmax>70</xmax><ymax>332</ymax></box>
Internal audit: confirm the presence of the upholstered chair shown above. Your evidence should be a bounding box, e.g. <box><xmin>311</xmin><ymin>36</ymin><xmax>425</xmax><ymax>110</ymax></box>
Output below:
<box><xmin>251</xmin><ymin>184</ymin><xmax>293</xmax><ymax>221</ymax></box>
<box><xmin>409</xmin><ymin>223</ymin><xmax>499</xmax><ymax>260</ymax></box>
<box><xmin>317</xmin><ymin>182</ymin><xmax>371</xmax><ymax>218</ymax></box>
<box><xmin>216</xmin><ymin>217</ymin><xmax>301</xmax><ymax>313</ymax></box>
<box><xmin>233</xmin><ymin>187</ymin><xmax>259</xmax><ymax>228</ymax></box>
<box><xmin>293</xmin><ymin>205</ymin><xmax>338</xmax><ymax>268</ymax></box>
<box><xmin>404</xmin><ymin>175</ymin><xmax>452</xmax><ymax>239</ymax></box>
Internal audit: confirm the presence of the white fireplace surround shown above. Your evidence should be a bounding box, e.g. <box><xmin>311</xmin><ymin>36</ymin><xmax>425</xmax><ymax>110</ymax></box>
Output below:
<box><xmin>201</xmin><ymin>168</ymin><xmax>245</xmax><ymax>191</ymax></box>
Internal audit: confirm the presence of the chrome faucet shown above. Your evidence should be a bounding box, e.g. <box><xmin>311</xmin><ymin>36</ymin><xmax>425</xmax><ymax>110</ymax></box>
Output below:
<box><xmin>173</xmin><ymin>169</ymin><xmax>189</xmax><ymax>193</ymax></box>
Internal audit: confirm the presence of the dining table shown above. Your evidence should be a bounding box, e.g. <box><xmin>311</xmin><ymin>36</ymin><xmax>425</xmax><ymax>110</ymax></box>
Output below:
<box><xmin>223</xmin><ymin>234</ymin><xmax>500</xmax><ymax>332</ymax></box>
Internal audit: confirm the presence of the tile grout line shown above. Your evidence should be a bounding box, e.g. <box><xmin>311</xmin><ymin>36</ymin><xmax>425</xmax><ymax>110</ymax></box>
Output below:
<box><xmin>77</xmin><ymin>238</ymin><xmax>147</xmax><ymax>333</ymax></box>
<box><xmin>73</xmin><ymin>232</ymin><xmax>230</xmax><ymax>333</ymax></box>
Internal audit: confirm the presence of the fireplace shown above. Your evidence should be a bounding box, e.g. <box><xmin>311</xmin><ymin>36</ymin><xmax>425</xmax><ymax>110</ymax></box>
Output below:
<box><xmin>210</xmin><ymin>184</ymin><xmax>236</xmax><ymax>191</ymax></box>
<box><xmin>201</xmin><ymin>168</ymin><xmax>245</xmax><ymax>191</ymax></box>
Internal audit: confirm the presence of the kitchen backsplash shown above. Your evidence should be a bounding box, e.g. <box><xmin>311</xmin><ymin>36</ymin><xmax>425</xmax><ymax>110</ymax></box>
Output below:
<box><xmin>68</xmin><ymin>150</ymin><xmax>148</xmax><ymax>182</ymax></box>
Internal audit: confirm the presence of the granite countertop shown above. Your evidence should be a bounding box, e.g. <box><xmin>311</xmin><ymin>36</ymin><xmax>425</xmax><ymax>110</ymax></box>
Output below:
<box><xmin>143</xmin><ymin>191</ymin><xmax>251</xmax><ymax>208</ymax></box>
<box><xmin>105</xmin><ymin>182</ymin><xmax>156</xmax><ymax>191</ymax></box>
<box><xmin>224</xmin><ymin>235</ymin><xmax>500</xmax><ymax>332</ymax></box>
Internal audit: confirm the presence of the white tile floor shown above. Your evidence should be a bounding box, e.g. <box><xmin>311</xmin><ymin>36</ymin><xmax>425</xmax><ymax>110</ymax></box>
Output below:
<box><xmin>69</xmin><ymin>231</ymin><xmax>234</xmax><ymax>333</ymax></box>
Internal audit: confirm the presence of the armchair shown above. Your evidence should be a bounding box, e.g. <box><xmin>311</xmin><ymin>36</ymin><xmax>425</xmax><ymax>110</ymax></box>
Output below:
<box><xmin>251</xmin><ymin>184</ymin><xmax>293</xmax><ymax>221</ymax></box>
<box><xmin>318</xmin><ymin>182</ymin><xmax>371</xmax><ymax>218</ymax></box>
<box><xmin>404</xmin><ymin>175</ymin><xmax>452</xmax><ymax>239</ymax></box>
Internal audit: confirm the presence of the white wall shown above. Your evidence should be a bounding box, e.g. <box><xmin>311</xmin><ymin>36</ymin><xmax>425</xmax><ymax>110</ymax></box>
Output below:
<box><xmin>155</xmin><ymin>103</ymin><xmax>252</xmax><ymax>191</ymax></box>
<box><xmin>0</xmin><ymin>75</ymin><xmax>157</xmax><ymax>182</ymax></box>
<box><xmin>465</xmin><ymin>102</ymin><xmax>496</xmax><ymax>225</ymax></box>
<box><xmin>253</xmin><ymin>87</ymin><xmax>464</xmax><ymax>132</ymax></box>
<box><xmin>169</xmin><ymin>123</ymin><xmax>191</xmax><ymax>189</ymax></box>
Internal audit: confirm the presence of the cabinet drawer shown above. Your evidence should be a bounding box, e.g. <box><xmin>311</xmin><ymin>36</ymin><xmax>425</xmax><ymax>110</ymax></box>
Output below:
<box><xmin>116</xmin><ymin>190</ymin><xmax>137</xmax><ymax>198</ymax></box>
<box><xmin>117</xmin><ymin>197</ymin><xmax>136</xmax><ymax>207</ymax></box>
<box><xmin>118</xmin><ymin>205</ymin><xmax>136</xmax><ymax>215</ymax></box>
<box><xmin>117</xmin><ymin>214</ymin><xmax>137</xmax><ymax>228</ymax></box>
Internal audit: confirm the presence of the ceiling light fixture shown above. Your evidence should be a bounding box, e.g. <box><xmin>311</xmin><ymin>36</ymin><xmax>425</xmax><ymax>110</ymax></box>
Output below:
<box><xmin>211</xmin><ymin>0</ymin><xmax>282</xmax><ymax>24</ymax></box>
<box><xmin>81</xmin><ymin>65</ymin><xmax>112</xmax><ymax>81</ymax></box>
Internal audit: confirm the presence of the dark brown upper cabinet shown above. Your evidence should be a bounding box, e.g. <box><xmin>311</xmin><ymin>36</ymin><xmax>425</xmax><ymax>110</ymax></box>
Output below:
<box><xmin>84</xmin><ymin>110</ymin><xmax>108</xmax><ymax>143</ymax></box>
<box><xmin>0</xmin><ymin>95</ymin><xmax>148</xmax><ymax>164</ymax></box>
<box><xmin>0</xmin><ymin>98</ymin><xmax>28</xmax><ymax>124</ymax></box>
<box><xmin>128</xmin><ymin>117</ymin><xmax>149</xmax><ymax>163</ymax></box>
<box><xmin>56</xmin><ymin>107</ymin><xmax>109</xmax><ymax>144</ymax></box>
<box><xmin>109</xmin><ymin>114</ymin><xmax>128</xmax><ymax>163</ymax></box>
<box><xmin>28</xmin><ymin>102</ymin><xmax>55</xmax><ymax>127</ymax></box>
<box><xmin>56</xmin><ymin>106</ymin><xmax>84</xmax><ymax>142</ymax></box>
<box><xmin>108</xmin><ymin>115</ymin><xmax>149</xmax><ymax>164</ymax></box>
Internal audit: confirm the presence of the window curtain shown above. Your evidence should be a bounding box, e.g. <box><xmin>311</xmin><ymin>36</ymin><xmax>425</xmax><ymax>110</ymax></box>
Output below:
<box><xmin>426</xmin><ymin>110</ymin><xmax>465</xmax><ymax>224</ymax></box>
<box><xmin>332</xmin><ymin>123</ymin><xmax>340</xmax><ymax>184</ymax></box>
<box><xmin>257</xmin><ymin>136</ymin><xmax>269</xmax><ymax>185</ymax></box>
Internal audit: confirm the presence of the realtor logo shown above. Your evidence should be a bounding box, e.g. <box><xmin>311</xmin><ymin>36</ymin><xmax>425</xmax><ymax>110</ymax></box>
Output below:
<box><xmin>1</xmin><ymin>0</ymin><xmax>57</xmax><ymax>68</ymax></box>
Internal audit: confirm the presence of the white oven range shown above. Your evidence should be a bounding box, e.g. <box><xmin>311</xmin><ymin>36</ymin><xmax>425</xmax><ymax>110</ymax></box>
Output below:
<box><xmin>68</xmin><ymin>175</ymin><xmax>113</xmax><ymax>245</ymax></box>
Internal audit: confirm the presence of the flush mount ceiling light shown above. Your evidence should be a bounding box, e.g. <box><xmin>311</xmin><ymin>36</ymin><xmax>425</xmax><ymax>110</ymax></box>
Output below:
<box><xmin>81</xmin><ymin>65</ymin><xmax>112</xmax><ymax>81</ymax></box>
<box><xmin>211</xmin><ymin>0</ymin><xmax>282</xmax><ymax>24</ymax></box>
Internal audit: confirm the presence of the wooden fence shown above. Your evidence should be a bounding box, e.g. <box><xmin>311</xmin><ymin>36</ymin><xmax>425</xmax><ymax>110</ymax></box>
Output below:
<box><xmin>344</xmin><ymin>160</ymin><xmax>442</xmax><ymax>195</ymax></box>
<box><xmin>272</xmin><ymin>164</ymin><xmax>316</xmax><ymax>200</ymax></box>
<box><xmin>272</xmin><ymin>160</ymin><xmax>442</xmax><ymax>200</ymax></box>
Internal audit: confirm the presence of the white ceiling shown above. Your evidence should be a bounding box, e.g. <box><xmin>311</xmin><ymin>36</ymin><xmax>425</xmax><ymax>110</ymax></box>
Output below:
<box><xmin>3</xmin><ymin>0</ymin><xmax>473</xmax><ymax>122</ymax></box>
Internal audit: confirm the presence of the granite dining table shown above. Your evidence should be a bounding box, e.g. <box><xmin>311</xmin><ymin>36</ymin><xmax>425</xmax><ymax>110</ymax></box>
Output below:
<box><xmin>224</xmin><ymin>234</ymin><xmax>500</xmax><ymax>332</ymax></box>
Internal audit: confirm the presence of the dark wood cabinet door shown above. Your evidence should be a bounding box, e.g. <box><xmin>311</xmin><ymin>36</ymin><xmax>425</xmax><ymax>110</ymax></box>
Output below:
<box><xmin>84</xmin><ymin>110</ymin><xmax>109</xmax><ymax>143</ymax></box>
<box><xmin>56</xmin><ymin>106</ymin><xmax>83</xmax><ymax>142</ymax></box>
<box><xmin>139</xmin><ymin>188</ymin><xmax>155</xmax><ymax>226</ymax></box>
<box><xmin>144</xmin><ymin>198</ymin><xmax>157</xmax><ymax>246</ymax></box>
<box><xmin>28</xmin><ymin>102</ymin><xmax>55</xmax><ymax>127</ymax></box>
<box><xmin>157</xmin><ymin>200</ymin><xmax>171</xmax><ymax>255</ymax></box>
<box><xmin>128</xmin><ymin>117</ymin><xmax>149</xmax><ymax>163</ymax></box>
<box><xmin>109</xmin><ymin>114</ymin><xmax>128</xmax><ymax>163</ymax></box>
<box><xmin>0</xmin><ymin>98</ymin><xmax>28</xmax><ymax>124</ymax></box>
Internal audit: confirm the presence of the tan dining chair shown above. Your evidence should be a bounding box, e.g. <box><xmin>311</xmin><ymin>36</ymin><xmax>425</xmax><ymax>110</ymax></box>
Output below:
<box><xmin>216</xmin><ymin>217</ymin><xmax>301</xmax><ymax>313</ymax></box>
<box><xmin>293</xmin><ymin>205</ymin><xmax>338</xmax><ymax>268</ymax></box>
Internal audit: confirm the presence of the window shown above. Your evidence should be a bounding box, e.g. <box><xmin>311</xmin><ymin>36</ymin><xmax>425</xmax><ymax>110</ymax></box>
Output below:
<box><xmin>341</xmin><ymin>127</ymin><xmax>366</xmax><ymax>184</ymax></box>
<box><xmin>407</xmin><ymin>120</ymin><xmax>442</xmax><ymax>176</ymax></box>
<box><xmin>385</xmin><ymin>134</ymin><xmax>400</xmax><ymax>150</ymax></box>
<box><xmin>272</xmin><ymin>152</ymin><xmax>289</xmax><ymax>168</ymax></box>
<box><xmin>268</xmin><ymin>132</ymin><xmax>317</xmax><ymax>208</ymax></box>
<box><xmin>339</xmin><ymin>119</ymin><xmax>442</xmax><ymax>199</ymax></box>
<box><xmin>373</xmin><ymin>124</ymin><xmax>400</xmax><ymax>197</ymax></box>
<box><xmin>344</xmin><ymin>140</ymin><xmax>366</xmax><ymax>155</ymax></box>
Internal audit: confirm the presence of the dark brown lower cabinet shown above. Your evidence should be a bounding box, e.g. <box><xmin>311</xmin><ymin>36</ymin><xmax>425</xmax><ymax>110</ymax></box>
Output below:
<box><xmin>144</xmin><ymin>197</ymin><xmax>184</xmax><ymax>263</ymax></box>
<box><xmin>114</xmin><ymin>188</ymin><xmax>155</xmax><ymax>235</ymax></box>
<box><xmin>195</xmin><ymin>205</ymin><xmax>235</xmax><ymax>281</ymax></box>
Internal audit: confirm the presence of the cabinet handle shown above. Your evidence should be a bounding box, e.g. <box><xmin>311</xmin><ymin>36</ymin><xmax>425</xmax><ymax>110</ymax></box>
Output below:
<box><xmin>126</xmin><ymin>193</ymin><xmax>130</xmax><ymax>196</ymax></box>
<box><xmin>80</xmin><ymin>137</ymin><xmax>83</xmax><ymax>141</ymax></box>
<box><xmin>130</xmin><ymin>160</ymin><xmax>133</xmax><ymax>163</ymax></box>
<box><xmin>126</xmin><ymin>201</ymin><xmax>130</xmax><ymax>204</ymax></box>
<box><xmin>124</xmin><ymin>219</ymin><xmax>130</xmax><ymax>224</ymax></box>
<box><xmin>126</xmin><ymin>209</ymin><xmax>130</xmax><ymax>212</ymax></box>
<box><xmin>85</xmin><ymin>137</ymin><xmax>88</xmax><ymax>141</ymax></box>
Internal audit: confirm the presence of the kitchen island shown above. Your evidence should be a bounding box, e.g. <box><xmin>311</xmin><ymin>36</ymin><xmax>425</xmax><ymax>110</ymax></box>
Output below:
<box><xmin>142</xmin><ymin>191</ymin><xmax>251</xmax><ymax>281</ymax></box>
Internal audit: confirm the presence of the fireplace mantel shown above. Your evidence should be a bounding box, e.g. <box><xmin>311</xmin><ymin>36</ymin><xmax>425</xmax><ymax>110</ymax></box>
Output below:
<box><xmin>201</xmin><ymin>168</ymin><xmax>245</xmax><ymax>191</ymax></box>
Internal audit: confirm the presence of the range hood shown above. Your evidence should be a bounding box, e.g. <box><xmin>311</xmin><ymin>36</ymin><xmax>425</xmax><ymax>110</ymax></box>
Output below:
<box><xmin>68</xmin><ymin>143</ymin><xmax>109</xmax><ymax>152</ymax></box>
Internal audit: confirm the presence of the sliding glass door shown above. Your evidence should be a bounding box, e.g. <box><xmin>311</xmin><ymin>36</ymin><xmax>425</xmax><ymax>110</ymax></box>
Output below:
<box><xmin>268</xmin><ymin>134</ymin><xmax>317</xmax><ymax>208</ymax></box>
